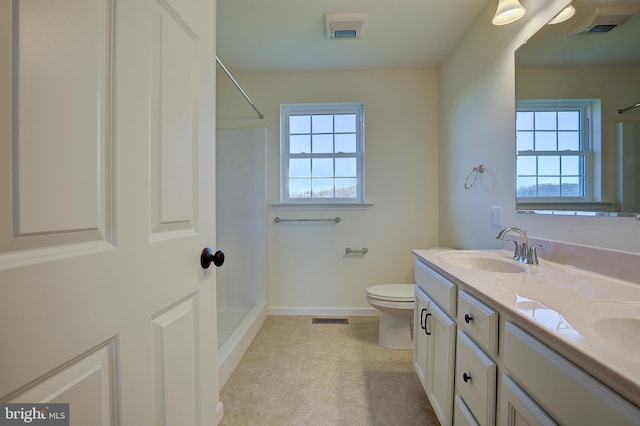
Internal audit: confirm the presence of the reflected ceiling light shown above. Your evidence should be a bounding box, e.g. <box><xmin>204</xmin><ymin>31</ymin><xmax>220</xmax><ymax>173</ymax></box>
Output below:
<box><xmin>548</xmin><ymin>5</ymin><xmax>576</xmax><ymax>24</ymax></box>
<box><xmin>492</xmin><ymin>0</ymin><xmax>527</xmax><ymax>25</ymax></box>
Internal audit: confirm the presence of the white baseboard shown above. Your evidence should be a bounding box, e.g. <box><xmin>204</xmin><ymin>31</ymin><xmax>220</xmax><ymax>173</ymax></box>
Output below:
<box><xmin>267</xmin><ymin>306</ymin><xmax>379</xmax><ymax>317</ymax></box>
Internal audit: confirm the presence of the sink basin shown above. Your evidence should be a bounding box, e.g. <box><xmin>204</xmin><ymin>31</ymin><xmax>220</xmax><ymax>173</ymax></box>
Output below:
<box><xmin>562</xmin><ymin>301</ymin><xmax>640</xmax><ymax>354</ymax></box>
<box><xmin>436</xmin><ymin>251</ymin><xmax>526</xmax><ymax>273</ymax></box>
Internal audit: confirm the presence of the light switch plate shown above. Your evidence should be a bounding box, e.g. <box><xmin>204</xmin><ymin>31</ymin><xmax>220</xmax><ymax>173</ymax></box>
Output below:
<box><xmin>491</xmin><ymin>206</ymin><xmax>503</xmax><ymax>226</ymax></box>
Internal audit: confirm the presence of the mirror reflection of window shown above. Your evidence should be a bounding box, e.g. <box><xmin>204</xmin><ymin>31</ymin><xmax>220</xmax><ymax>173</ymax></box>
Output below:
<box><xmin>514</xmin><ymin>0</ymin><xmax>640</xmax><ymax>215</ymax></box>
<box><xmin>516</xmin><ymin>100</ymin><xmax>596</xmax><ymax>201</ymax></box>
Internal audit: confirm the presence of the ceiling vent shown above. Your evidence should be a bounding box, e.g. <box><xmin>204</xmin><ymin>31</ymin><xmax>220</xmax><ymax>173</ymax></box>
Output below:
<box><xmin>325</xmin><ymin>12</ymin><xmax>368</xmax><ymax>40</ymax></box>
<box><xmin>570</xmin><ymin>6</ymin><xmax>640</xmax><ymax>34</ymax></box>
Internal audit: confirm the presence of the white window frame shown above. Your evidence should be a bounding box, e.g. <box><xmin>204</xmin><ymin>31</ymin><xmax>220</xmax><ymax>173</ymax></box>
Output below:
<box><xmin>516</xmin><ymin>99</ymin><xmax>599</xmax><ymax>205</ymax></box>
<box><xmin>280</xmin><ymin>103</ymin><xmax>365</xmax><ymax>204</ymax></box>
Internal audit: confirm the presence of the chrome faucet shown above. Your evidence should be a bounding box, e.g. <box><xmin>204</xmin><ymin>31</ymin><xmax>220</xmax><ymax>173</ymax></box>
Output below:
<box><xmin>496</xmin><ymin>227</ymin><xmax>539</xmax><ymax>264</ymax></box>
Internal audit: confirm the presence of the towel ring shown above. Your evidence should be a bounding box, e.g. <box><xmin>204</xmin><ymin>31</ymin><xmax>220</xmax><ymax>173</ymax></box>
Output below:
<box><xmin>464</xmin><ymin>165</ymin><xmax>485</xmax><ymax>189</ymax></box>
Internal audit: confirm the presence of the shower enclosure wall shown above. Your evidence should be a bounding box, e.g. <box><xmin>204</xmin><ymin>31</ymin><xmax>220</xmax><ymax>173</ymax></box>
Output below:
<box><xmin>216</xmin><ymin>127</ymin><xmax>267</xmax><ymax>388</ymax></box>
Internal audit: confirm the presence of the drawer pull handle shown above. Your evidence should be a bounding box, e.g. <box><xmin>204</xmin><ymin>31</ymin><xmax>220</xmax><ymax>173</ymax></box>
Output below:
<box><xmin>463</xmin><ymin>372</ymin><xmax>472</xmax><ymax>383</ymax></box>
<box><xmin>424</xmin><ymin>313</ymin><xmax>432</xmax><ymax>336</ymax></box>
<box><xmin>464</xmin><ymin>314</ymin><xmax>473</xmax><ymax>324</ymax></box>
<box><xmin>420</xmin><ymin>308</ymin><xmax>428</xmax><ymax>330</ymax></box>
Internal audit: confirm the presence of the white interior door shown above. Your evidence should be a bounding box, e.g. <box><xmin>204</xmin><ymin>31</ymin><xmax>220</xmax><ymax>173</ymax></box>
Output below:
<box><xmin>0</xmin><ymin>0</ymin><xmax>220</xmax><ymax>425</ymax></box>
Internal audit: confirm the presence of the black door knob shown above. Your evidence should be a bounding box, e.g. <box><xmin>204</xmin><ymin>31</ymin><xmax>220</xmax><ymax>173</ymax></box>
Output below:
<box><xmin>201</xmin><ymin>248</ymin><xmax>224</xmax><ymax>269</ymax></box>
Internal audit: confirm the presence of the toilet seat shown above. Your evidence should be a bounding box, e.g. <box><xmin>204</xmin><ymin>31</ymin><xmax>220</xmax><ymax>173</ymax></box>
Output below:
<box><xmin>366</xmin><ymin>284</ymin><xmax>414</xmax><ymax>302</ymax></box>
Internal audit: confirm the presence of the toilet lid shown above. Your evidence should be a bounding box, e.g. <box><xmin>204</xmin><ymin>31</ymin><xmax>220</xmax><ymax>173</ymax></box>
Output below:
<box><xmin>366</xmin><ymin>284</ymin><xmax>414</xmax><ymax>302</ymax></box>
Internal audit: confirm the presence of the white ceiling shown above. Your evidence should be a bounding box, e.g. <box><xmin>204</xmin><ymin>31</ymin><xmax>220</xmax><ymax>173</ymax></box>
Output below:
<box><xmin>216</xmin><ymin>0</ymin><xmax>489</xmax><ymax>73</ymax></box>
<box><xmin>516</xmin><ymin>0</ymin><xmax>640</xmax><ymax>67</ymax></box>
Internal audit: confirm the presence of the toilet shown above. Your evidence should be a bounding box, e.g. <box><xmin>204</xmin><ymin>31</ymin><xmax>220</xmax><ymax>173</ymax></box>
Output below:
<box><xmin>366</xmin><ymin>284</ymin><xmax>415</xmax><ymax>349</ymax></box>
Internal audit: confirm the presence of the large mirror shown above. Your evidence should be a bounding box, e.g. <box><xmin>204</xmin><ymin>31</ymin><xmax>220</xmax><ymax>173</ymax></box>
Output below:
<box><xmin>515</xmin><ymin>0</ymin><xmax>640</xmax><ymax>216</ymax></box>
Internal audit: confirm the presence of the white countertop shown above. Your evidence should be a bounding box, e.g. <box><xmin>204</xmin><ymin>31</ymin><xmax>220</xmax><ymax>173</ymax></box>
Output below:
<box><xmin>412</xmin><ymin>248</ymin><xmax>640</xmax><ymax>408</ymax></box>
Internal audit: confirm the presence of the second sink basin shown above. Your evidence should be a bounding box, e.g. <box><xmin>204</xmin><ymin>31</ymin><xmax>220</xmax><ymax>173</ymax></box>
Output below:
<box><xmin>562</xmin><ymin>300</ymin><xmax>640</xmax><ymax>354</ymax></box>
<box><xmin>436</xmin><ymin>251</ymin><xmax>526</xmax><ymax>273</ymax></box>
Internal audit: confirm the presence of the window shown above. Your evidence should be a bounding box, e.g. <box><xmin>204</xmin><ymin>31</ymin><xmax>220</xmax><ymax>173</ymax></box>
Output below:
<box><xmin>281</xmin><ymin>103</ymin><xmax>364</xmax><ymax>203</ymax></box>
<box><xmin>516</xmin><ymin>100</ymin><xmax>597</xmax><ymax>202</ymax></box>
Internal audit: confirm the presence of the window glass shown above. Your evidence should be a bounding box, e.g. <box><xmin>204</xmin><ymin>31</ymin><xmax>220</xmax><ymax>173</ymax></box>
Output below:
<box><xmin>312</xmin><ymin>115</ymin><xmax>333</xmax><ymax>133</ymax></box>
<box><xmin>312</xmin><ymin>179</ymin><xmax>334</xmax><ymax>198</ymax></box>
<box><xmin>289</xmin><ymin>158</ymin><xmax>310</xmax><ymax>177</ymax></box>
<box><xmin>312</xmin><ymin>158</ymin><xmax>333</xmax><ymax>177</ymax></box>
<box><xmin>535</xmin><ymin>132</ymin><xmax>557</xmax><ymax>151</ymax></box>
<box><xmin>517</xmin><ymin>156</ymin><xmax>536</xmax><ymax>175</ymax></box>
<box><xmin>516</xmin><ymin>100</ymin><xmax>594</xmax><ymax>202</ymax></box>
<box><xmin>290</xmin><ymin>179</ymin><xmax>311</xmax><ymax>198</ymax></box>
<box><xmin>539</xmin><ymin>156</ymin><xmax>560</xmax><ymax>175</ymax></box>
<box><xmin>516</xmin><ymin>111</ymin><xmax>534</xmax><ymax>130</ymax></box>
<box><xmin>335</xmin><ymin>134</ymin><xmax>356</xmax><ymax>153</ymax></box>
<box><xmin>535</xmin><ymin>111</ymin><xmax>557</xmax><ymax>130</ymax></box>
<box><xmin>558</xmin><ymin>111</ymin><xmax>579</xmax><ymax>130</ymax></box>
<box><xmin>290</xmin><ymin>115</ymin><xmax>310</xmax><ymax>134</ymax></box>
<box><xmin>335</xmin><ymin>158</ymin><xmax>356</xmax><ymax>177</ymax></box>
<box><xmin>335</xmin><ymin>114</ymin><xmax>356</xmax><ymax>133</ymax></box>
<box><xmin>290</xmin><ymin>135</ymin><xmax>310</xmax><ymax>153</ymax></box>
<box><xmin>312</xmin><ymin>135</ymin><xmax>333</xmax><ymax>153</ymax></box>
<box><xmin>538</xmin><ymin>177</ymin><xmax>560</xmax><ymax>196</ymax></box>
<box><xmin>336</xmin><ymin>178</ymin><xmax>357</xmax><ymax>198</ymax></box>
<box><xmin>558</xmin><ymin>132</ymin><xmax>580</xmax><ymax>151</ymax></box>
<box><xmin>281</xmin><ymin>103</ymin><xmax>364</xmax><ymax>203</ymax></box>
<box><xmin>561</xmin><ymin>156</ymin><xmax>580</xmax><ymax>175</ymax></box>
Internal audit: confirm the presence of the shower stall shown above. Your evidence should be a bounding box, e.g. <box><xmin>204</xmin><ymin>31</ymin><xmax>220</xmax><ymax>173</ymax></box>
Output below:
<box><xmin>216</xmin><ymin>127</ymin><xmax>268</xmax><ymax>388</ymax></box>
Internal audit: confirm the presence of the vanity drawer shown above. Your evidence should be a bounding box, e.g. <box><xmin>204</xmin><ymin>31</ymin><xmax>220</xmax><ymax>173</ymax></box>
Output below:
<box><xmin>458</xmin><ymin>290</ymin><xmax>499</xmax><ymax>356</ymax></box>
<box><xmin>415</xmin><ymin>259</ymin><xmax>456</xmax><ymax>316</ymax></box>
<box><xmin>455</xmin><ymin>331</ymin><xmax>496</xmax><ymax>426</ymax></box>
<box><xmin>504</xmin><ymin>322</ymin><xmax>640</xmax><ymax>425</ymax></box>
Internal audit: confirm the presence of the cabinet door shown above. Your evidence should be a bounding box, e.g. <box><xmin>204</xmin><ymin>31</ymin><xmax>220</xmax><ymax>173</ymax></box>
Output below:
<box><xmin>500</xmin><ymin>374</ymin><xmax>557</xmax><ymax>426</ymax></box>
<box><xmin>414</xmin><ymin>286</ymin><xmax>431</xmax><ymax>392</ymax></box>
<box><xmin>427</xmin><ymin>298</ymin><xmax>457</xmax><ymax>426</ymax></box>
<box><xmin>455</xmin><ymin>395</ymin><xmax>480</xmax><ymax>426</ymax></box>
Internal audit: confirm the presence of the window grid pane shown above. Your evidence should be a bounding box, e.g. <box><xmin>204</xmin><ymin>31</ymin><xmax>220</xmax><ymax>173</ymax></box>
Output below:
<box><xmin>516</xmin><ymin>105</ymin><xmax>587</xmax><ymax>200</ymax></box>
<box><xmin>283</xmin><ymin>104</ymin><xmax>363</xmax><ymax>201</ymax></box>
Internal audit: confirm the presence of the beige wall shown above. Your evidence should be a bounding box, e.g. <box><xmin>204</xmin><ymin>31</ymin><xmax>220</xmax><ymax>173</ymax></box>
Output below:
<box><xmin>216</xmin><ymin>1</ymin><xmax>640</xmax><ymax>313</ymax></box>
<box><xmin>438</xmin><ymin>0</ymin><xmax>640</xmax><ymax>253</ymax></box>
<box><xmin>217</xmin><ymin>70</ymin><xmax>439</xmax><ymax>311</ymax></box>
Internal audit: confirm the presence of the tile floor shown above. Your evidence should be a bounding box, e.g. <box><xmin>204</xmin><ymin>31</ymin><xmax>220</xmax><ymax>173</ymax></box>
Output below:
<box><xmin>218</xmin><ymin>316</ymin><xmax>440</xmax><ymax>426</ymax></box>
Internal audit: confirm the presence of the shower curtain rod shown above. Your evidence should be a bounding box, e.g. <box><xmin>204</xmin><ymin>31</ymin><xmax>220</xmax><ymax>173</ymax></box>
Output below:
<box><xmin>618</xmin><ymin>102</ymin><xmax>640</xmax><ymax>114</ymax></box>
<box><xmin>216</xmin><ymin>56</ymin><xmax>264</xmax><ymax>119</ymax></box>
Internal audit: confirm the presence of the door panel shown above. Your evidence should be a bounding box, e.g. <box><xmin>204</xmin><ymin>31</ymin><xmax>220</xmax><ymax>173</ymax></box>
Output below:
<box><xmin>152</xmin><ymin>297</ymin><xmax>199</xmax><ymax>426</ymax></box>
<box><xmin>9</xmin><ymin>342</ymin><xmax>117</xmax><ymax>426</ymax></box>
<box><xmin>0</xmin><ymin>0</ymin><xmax>112</xmax><ymax>261</ymax></box>
<box><xmin>14</xmin><ymin>0</ymin><xmax>109</xmax><ymax>235</ymax></box>
<box><xmin>150</xmin><ymin>0</ymin><xmax>198</xmax><ymax>234</ymax></box>
<box><xmin>0</xmin><ymin>0</ymin><xmax>219</xmax><ymax>424</ymax></box>
<box><xmin>428</xmin><ymin>300</ymin><xmax>456</xmax><ymax>426</ymax></box>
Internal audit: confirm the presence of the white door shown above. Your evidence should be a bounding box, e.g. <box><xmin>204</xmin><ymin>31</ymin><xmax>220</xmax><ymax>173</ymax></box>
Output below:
<box><xmin>0</xmin><ymin>0</ymin><xmax>220</xmax><ymax>425</ymax></box>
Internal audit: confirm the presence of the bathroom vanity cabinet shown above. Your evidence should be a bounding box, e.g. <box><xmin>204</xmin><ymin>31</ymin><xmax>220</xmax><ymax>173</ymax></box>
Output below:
<box><xmin>413</xmin><ymin>255</ymin><xmax>640</xmax><ymax>426</ymax></box>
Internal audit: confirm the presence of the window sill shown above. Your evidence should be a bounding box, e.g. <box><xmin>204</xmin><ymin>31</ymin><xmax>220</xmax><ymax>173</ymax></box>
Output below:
<box><xmin>516</xmin><ymin>201</ymin><xmax>618</xmax><ymax>212</ymax></box>
<box><xmin>272</xmin><ymin>202</ymin><xmax>373</xmax><ymax>211</ymax></box>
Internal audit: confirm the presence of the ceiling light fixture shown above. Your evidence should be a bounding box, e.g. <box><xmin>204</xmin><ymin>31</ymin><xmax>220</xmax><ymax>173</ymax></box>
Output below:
<box><xmin>492</xmin><ymin>0</ymin><xmax>527</xmax><ymax>25</ymax></box>
<box><xmin>548</xmin><ymin>5</ymin><xmax>576</xmax><ymax>24</ymax></box>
